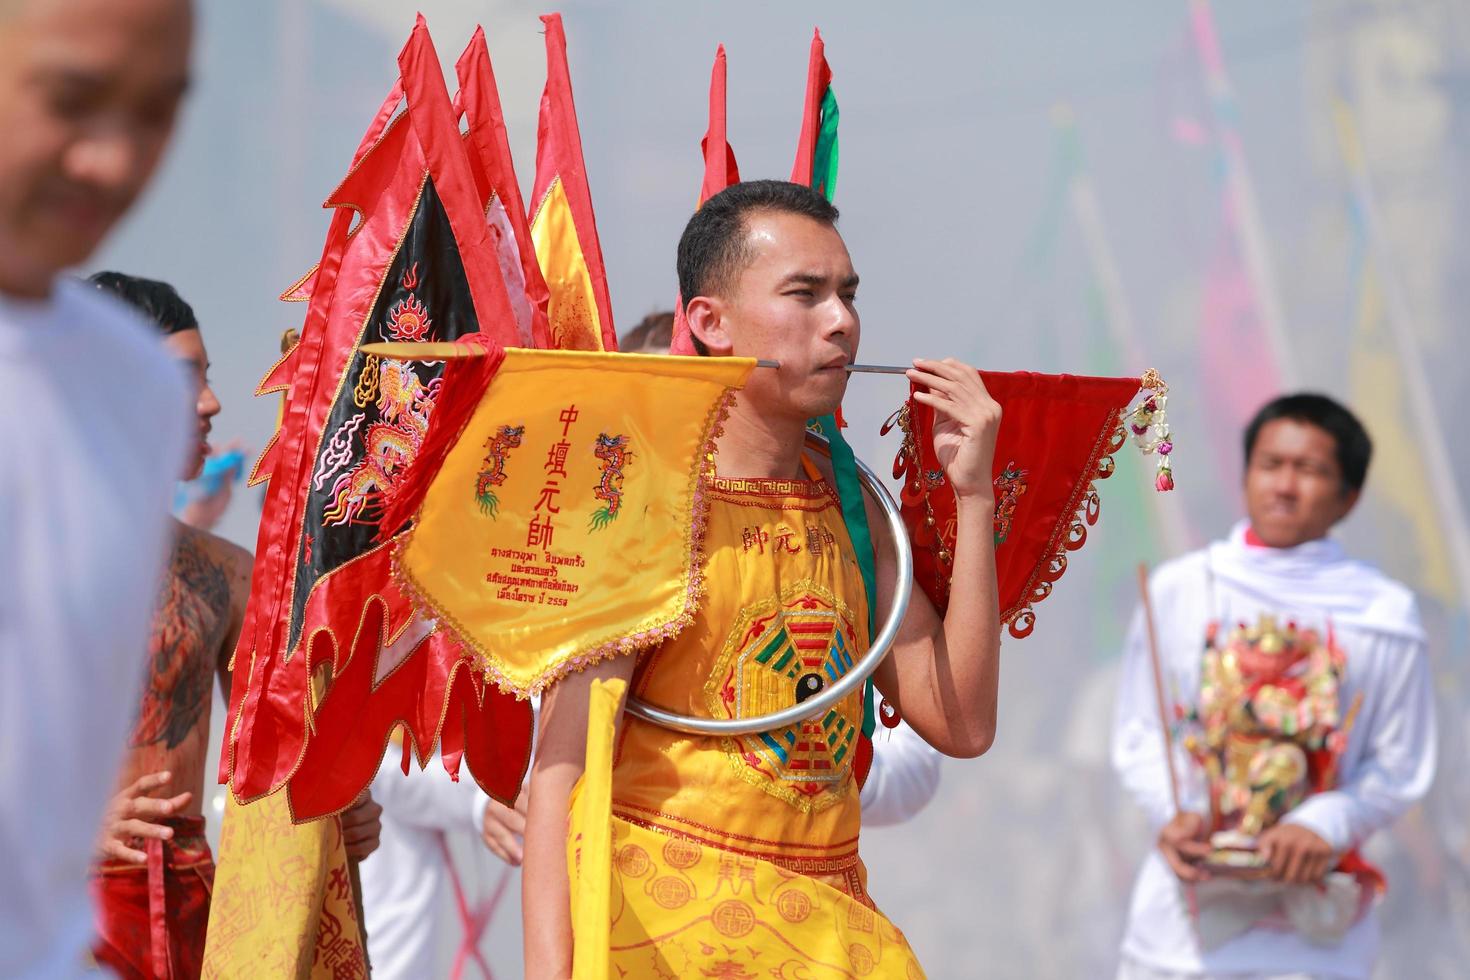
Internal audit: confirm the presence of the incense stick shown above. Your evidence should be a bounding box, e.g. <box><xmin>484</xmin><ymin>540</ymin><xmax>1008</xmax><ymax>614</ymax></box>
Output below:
<box><xmin>1139</xmin><ymin>562</ymin><xmax>1203</xmax><ymax>916</ymax></box>
<box><xmin>1137</xmin><ymin>563</ymin><xmax>1184</xmax><ymax>815</ymax></box>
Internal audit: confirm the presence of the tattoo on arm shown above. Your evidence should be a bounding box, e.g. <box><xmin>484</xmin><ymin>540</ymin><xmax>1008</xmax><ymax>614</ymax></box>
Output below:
<box><xmin>130</xmin><ymin>531</ymin><xmax>234</xmax><ymax>750</ymax></box>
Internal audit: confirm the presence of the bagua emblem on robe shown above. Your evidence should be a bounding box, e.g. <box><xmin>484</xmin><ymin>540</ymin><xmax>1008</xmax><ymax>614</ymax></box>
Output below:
<box><xmin>473</xmin><ymin>424</ymin><xmax>526</xmax><ymax>519</ymax></box>
<box><xmin>588</xmin><ymin>432</ymin><xmax>633</xmax><ymax>530</ymax></box>
<box><xmin>707</xmin><ymin>585</ymin><xmax>862</xmax><ymax>812</ymax></box>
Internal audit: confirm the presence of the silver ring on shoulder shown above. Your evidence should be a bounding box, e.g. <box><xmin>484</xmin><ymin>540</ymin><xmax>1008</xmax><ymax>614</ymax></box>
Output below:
<box><xmin>623</xmin><ymin>430</ymin><xmax>914</xmax><ymax>736</ymax></box>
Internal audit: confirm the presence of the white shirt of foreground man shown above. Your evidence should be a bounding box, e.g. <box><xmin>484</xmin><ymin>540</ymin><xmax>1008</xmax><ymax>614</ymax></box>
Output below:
<box><xmin>0</xmin><ymin>284</ymin><xmax>188</xmax><ymax>977</ymax></box>
<box><xmin>1112</xmin><ymin>521</ymin><xmax>1435</xmax><ymax>980</ymax></box>
<box><xmin>0</xmin><ymin>0</ymin><xmax>194</xmax><ymax>972</ymax></box>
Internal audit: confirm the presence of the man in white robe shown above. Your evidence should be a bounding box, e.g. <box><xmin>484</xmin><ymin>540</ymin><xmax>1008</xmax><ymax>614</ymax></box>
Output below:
<box><xmin>1112</xmin><ymin>393</ymin><xmax>1435</xmax><ymax>980</ymax></box>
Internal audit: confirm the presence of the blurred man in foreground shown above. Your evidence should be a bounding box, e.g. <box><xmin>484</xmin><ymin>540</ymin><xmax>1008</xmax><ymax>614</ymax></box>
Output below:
<box><xmin>1112</xmin><ymin>394</ymin><xmax>1435</xmax><ymax>979</ymax></box>
<box><xmin>0</xmin><ymin>1</ymin><xmax>194</xmax><ymax>975</ymax></box>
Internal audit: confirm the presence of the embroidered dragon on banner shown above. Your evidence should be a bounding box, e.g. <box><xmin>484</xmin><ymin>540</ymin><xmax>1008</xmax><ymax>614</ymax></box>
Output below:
<box><xmin>474</xmin><ymin>424</ymin><xmax>526</xmax><ymax>518</ymax></box>
<box><xmin>322</xmin><ymin>359</ymin><xmax>440</xmax><ymax>527</ymax></box>
<box><xmin>589</xmin><ymin>432</ymin><xmax>634</xmax><ymax>531</ymax></box>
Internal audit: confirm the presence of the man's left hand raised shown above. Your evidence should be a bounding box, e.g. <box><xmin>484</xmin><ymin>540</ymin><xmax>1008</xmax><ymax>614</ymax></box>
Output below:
<box><xmin>906</xmin><ymin>358</ymin><xmax>1002</xmax><ymax>505</ymax></box>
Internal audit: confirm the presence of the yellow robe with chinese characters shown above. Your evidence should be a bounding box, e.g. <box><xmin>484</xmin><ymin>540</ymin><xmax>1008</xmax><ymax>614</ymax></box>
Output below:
<box><xmin>569</xmin><ymin>466</ymin><xmax>925</xmax><ymax>979</ymax></box>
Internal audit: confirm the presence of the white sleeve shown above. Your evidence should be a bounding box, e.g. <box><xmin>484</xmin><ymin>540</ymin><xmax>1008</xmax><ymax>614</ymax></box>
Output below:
<box><xmin>1282</xmin><ymin>633</ymin><xmax>1437</xmax><ymax>851</ymax></box>
<box><xmin>1111</xmin><ymin>604</ymin><xmax>1207</xmax><ymax>830</ymax></box>
<box><xmin>859</xmin><ymin>721</ymin><xmax>942</xmax><ymax>827</ymax></box>
<box><xmin>370</xmin><ymin>750</ymin><xmax>489</xmax><ymax>836</ymax></box>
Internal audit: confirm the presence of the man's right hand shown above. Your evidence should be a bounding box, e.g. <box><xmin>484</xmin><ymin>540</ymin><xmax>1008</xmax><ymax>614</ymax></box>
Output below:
<box><xmin>97</xmin><ymin>770</ymin><xmax>193</xmax><ymax>864</ymax></box>
<box><xmin>1158</xmin><ymin>811</ymin><xmax>1212</xmax><ymax>882</ymax></box>
<box><xmin>482</xmin><ymin>791</ymin><xmax>530</xmax><ymax>866</ymax></box>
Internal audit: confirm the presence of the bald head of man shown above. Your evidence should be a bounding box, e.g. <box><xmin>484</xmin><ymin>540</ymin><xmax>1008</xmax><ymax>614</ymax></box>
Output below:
<box><xmin>0</xmin><ymin>0</ymin><xmax>192</xmax><ymax>298</ymax></box>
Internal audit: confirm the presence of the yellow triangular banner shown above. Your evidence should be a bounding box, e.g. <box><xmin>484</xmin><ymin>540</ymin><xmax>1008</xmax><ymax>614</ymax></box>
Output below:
<box><xmin>397</xmin><ymin>348</ymin><xmax>754</xmax><ymax>695</ymax></box>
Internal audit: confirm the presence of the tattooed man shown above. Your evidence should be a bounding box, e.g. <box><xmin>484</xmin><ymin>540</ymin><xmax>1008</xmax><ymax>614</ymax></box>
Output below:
<box><xmin>85</xmin><ymin>273</ymin><xmax>384</xmax><ymax>978</ymax></box>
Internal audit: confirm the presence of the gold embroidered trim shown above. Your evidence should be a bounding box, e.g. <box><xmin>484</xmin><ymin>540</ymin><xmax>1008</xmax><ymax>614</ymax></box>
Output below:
<box><xmin>892</xmin><ymin>382</ymin><xmax>1156</xmax><ymax>640</ymax></box>
<box><xmin>707</xmin><ymin>474</ymin><xmax>833</xmax><ymax>499</ymax></box>
<box><xmin>703</xmin><ymin>489</ymin><xmax>842</xmax><ymax>513</ymax></box>
<box><xmin>612</xmin><ymin>799</ymin><xmax>861</xmax><ymax>852</ymax></box>
<box><xmin>246</xmin><ymin>426</ymin><xmax>282</xmax><ymax>489</ymax></box>
<box><xmin>611</xmin><ymin>809</ymin><xmax>861</xmax><ymax>875</ymax></box>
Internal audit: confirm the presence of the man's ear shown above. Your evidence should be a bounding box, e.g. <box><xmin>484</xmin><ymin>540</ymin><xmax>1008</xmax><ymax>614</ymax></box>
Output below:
<box><xmin>685</xmin><ymin>296</ymin><xmax>733</xmax><ymax>355</ymax></box>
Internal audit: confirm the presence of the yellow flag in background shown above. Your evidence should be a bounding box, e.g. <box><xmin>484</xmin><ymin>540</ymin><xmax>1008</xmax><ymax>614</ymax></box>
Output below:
<box><xmin>394</xmin><ymin>347</ymin><xmax>753</xmax><ymax>696</ymax></box>
<box><xmin>529</xmin><ymin>15</ymin><xmax>618</xmax><ymax>352</ymax></box>
<box><xmin>1334</xmin><ymin>97</ymin><xmax>1461</xmax><ymax>609</ymax></box>
<box><xmin>1348</xmin><ymin>263</ymin><xmax>1455</xmax><ymax>604</ymax></box>
<box><xmin>201</xmin><ymin>792</ymin><xmax>367</xmax><ymax>979</ymax></box>
<box><xmin>530</xmin><ymin>176</ymin><xmax>606</xmax><ymax>351</ymax></box>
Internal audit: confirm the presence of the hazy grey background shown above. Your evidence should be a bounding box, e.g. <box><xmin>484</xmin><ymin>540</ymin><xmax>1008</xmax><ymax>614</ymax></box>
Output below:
<box><xmin>93</xmin><ymin>1</ymin><xmax>1470</xmax><ymax>975</ymax></box>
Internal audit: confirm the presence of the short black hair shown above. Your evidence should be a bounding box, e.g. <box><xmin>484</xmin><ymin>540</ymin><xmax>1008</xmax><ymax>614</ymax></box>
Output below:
<box><xmin>1243</xmin><ymin>392</ymin><xmax>1372</xmax><ymax>492</ymax></box>
<box><xmin>88</xmin><ymin>271</ymin><xmax>198</xmax><ymax>336</ymax></box>
<box><xmin>676</xmin><ymin>180</ymin><xmax>839</xmax><ymax>355</ymax></box>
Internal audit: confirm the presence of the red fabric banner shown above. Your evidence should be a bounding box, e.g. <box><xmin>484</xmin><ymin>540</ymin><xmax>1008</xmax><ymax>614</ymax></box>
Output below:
<box><xmin>888</xmin><ymin>371</ymin><xmax>1146</xmax><ymax>638</ymax></box>
<box><xmin>700</xmin><ymin>44</ymin><xmax>741</xmax><ymax>202</ymax></box>
<box><xmin>456</xmin><ymin>27</ymin><xmax>552</xmax><ymax>350</ymax></box>
<box><xmin>224</xmin><ymin>18</ymin><xmax>532</xmax><ymax>819</ymax></box>
<box><xmin>671</xmin><ymin>44</ymin><xmax>741</xmax><ymax>356</ymax></box>
<box><xmin>789</xmin><ymin>28</ymin><xmax>832</xmax><ymax>186</ymax></box>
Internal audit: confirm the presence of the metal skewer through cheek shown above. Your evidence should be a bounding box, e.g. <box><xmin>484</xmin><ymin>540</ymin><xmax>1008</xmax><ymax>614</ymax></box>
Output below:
<box><xmin>753</xmin><ymin>360</ymin><xmax>910</xmax><ymax>375</ymax></box>
<box><xmin>623</xmin><ymin>430</ymin><xmax>913</xmax><ymax>736</ymax></box>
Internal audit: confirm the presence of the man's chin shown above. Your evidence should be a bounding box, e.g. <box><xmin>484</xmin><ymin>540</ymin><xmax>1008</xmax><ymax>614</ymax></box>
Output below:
<box><xmin>30</xmin><ymin>209</ymin><xmax>122</xmax><ymax>271</ymax></box>
<box><xmin>1248</xmin><ymin>516</ymin><xmax>1316</xmax><ymax>549</ymax></box>
<box><xmin>805</xmin><ymin>375</ymin><xmax>849</xmax><ymax>418</ymax></box>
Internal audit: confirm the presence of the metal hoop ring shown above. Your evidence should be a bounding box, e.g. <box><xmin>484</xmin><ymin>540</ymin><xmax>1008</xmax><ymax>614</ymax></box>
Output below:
<box><xmin>624</xmin><ymin>430</ymin><xmax>914</xmax><ymax>736</ymax></box>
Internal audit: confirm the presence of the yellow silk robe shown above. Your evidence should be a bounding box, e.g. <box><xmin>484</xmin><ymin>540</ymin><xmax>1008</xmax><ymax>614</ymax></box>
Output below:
<box><xmin>568</xmin><ymin>467</ymin><xmax>925</xmax><ymax>979</ymax></box>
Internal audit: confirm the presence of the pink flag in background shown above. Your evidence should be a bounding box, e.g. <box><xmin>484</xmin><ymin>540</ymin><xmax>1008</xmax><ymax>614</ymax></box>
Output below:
<box><xmin>1199</xmin><ymin>195</ymin><xmax>1282</xmax><ymax>486</ymax></box>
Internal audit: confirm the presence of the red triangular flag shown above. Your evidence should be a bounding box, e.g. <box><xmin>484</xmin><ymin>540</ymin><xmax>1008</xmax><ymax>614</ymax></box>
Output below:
<box><xmin>891</xmin><ymin>372</ymin><xmax>1157</xmax><ymax>638</ymax></box>
<box><xmin>790</xmin><ymin>28</ymin><xmax>831</xmax><ymax>185</ymax></box>
<box><xmin>456</xmin><ymin>27</ymin><xmax>552</xmax><ymax>350</ymax></box>
<box><xmin>670</xmin><ymin>44</ymin><xmax>741</xmax><ymax>356</ymax></box>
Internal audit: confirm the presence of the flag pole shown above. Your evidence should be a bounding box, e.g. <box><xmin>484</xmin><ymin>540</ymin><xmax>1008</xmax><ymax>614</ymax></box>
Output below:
<box><xmin>1138</xmin><ymin>562</ymin><xmax>1202</xmax><ymax>919</ymax></box>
